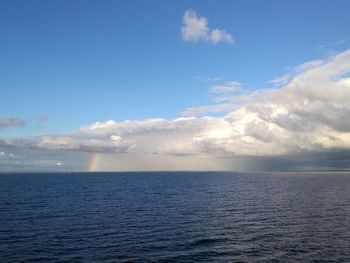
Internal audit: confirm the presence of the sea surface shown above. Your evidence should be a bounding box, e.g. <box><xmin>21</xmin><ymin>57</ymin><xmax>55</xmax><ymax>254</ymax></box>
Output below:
<box><xmin>0</xmin><ymin>172</ymin><xmax>350</xmax><ymax>262</ymax></box>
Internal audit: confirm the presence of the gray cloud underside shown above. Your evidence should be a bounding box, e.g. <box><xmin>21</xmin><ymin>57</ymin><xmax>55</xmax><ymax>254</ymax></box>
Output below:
<box><xmin>2</xmin><ymin>50</ymin><xmax>350</xmax><ymax>168</ymax></box>
<box><xmin>0</xmin><ymin>118</ymin><xmax>25</xmax><ymax>128</ymax></box>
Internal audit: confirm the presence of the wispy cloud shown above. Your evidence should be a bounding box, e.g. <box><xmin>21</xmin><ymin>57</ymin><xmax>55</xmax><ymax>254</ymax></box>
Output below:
<box><xmin>37</xmin><ymin>115</ymin><xmax>48</xmax><ymax>123</ymax></box>
<box><xmin>317</xmin><ymin>39</ymin><xmax>347</xmax><ymax>50</ymax></box>
<box><xmin>181</xmin><ymin>10</ymin><xmax>234</xmax><ymax>45</ymax></box>
<box><xmin>182</xmin><ymin>104</ymin><xmax>238</xmax><ymax>117</ymax></box>
<box><xmin>268</xmin><ymin>75</ymin><xmax>291</xmax><ymax>86</ymax></box>
<box><xmin>269</xmin><ymin>59</ymin><xmax>325</xmax><ymax>87</ymax></box>
<box><xmin>35</xmin><ymin>115</ymin><xmax>49</xmax><ymax>129</ymax></box>
<box><xmin>194</xmin><ymin>76</ymin><xmax>223</xmax><ymax>82</ymax></box>
<box><xmin>209</xmin><ymin>81</ymin><xmax>241</xmax><ymax>94</ymax></box>
<box><xmin>183</xmin><ymin>81</ymin><xmax>258</xmax><ymax>116</ymax></box>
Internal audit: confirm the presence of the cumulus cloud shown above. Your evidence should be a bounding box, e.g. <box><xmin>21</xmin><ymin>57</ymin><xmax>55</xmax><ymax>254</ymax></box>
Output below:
<box><xmin>0</xmin><ymin>118</ymin><xmax>25</xmax><ymax>128</ymax></box>
<box><xmin>181</xmin><ymin>10</ymin><xmax>234</xmax><ymax>44</ymax></box>
<box><xmin>2</xmin><ymin>49</ymin><xmax>350</xmax><ymax>171</ymax></box>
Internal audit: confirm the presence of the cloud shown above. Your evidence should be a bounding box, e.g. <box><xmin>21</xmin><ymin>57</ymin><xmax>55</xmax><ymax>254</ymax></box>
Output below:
<box><xmin>1</xmin><ymin>133</ymin><xmax>132</xmax><ymax>153</ymax></box>
<box><xmin>35</xmin><ymin>115</ymin><xmax>49</xmax><ymax>129</ymax></box>
<box><xmin>268</xmin><ymin>75</ymin><xmax>291</xmax><ymax>86</ymax></box>
<box><xmin>0</xmin><ymin>151</ymin><xmax>17</xmax><ymax>159</ymax></box>
<box><xmin>2</xmin><ymin>49</ymin><xmax>350</xmax><ymax>171</ymax></box>
<box><xmin>183</xmin><ymin>81</ymin><xmax>245</xmax><ymax>116</ymax></box>
<box><xmin>210</xmin><ymin>28</ymin><xmax>234</xmax><ymax>44</ymax></box>
<box><xmin>183</xmin><ymin>81</ymin><xmax>263</xmax><ymax>116</ymax></box>
<box><xmin>181</xmin><ymin>10</ymin><xmax>234</xmax><ymax>44</ymax></box>
<box><xmin>0</xmin><ymin>118</ymin><xmax>25</xmax><ymax>129</ymax></box>
<box><xmin>194</xmin><ymin>76</ymin><xmax>223</xmax><ymax>82</ymax></box>
<box><xmin>37</xmin><ymin>115</ymin><xmax>48</xmax><ymax>123</ymax></box>
<box><xmin>182</xmin><ymin>103</ymin><xmax>238</xmax><ymax>117</ymax></box>
<box><xmin>317</xmin><ymin>39</ymin><xmax>347</xmax><ymax>50</ymax></box>
<box><xmin>204</xmin><ymin>49</ymin><xmax>350</xmax><ymax>157</ymax></box>
<box><xmin>269</xmin><ymin>60</ymin><xmax>325</xmax><ymax>87</ymax></box>
<box><xmin>209</xmin><ymin>81</ymin><xmax>241</xmax><ymax>93</ymax></box>
<box><xmin>0</xmin><ymin>117</ymin><xmax>232</xmax><ymax>160</ymax></box>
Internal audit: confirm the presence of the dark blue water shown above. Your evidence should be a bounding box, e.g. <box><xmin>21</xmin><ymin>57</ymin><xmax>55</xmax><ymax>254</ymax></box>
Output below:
<box><xmin>1</xmin><ymin>172</ymin><xmax>350</xmax><ymax>262</ymax></box>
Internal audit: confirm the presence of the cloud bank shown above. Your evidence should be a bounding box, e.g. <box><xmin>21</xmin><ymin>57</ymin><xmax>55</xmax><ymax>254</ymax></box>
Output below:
<box><xmin>2</xmin><ymin>50</ymin><xmax>350</xmax><ymax>171</ymax></box>
<box><xmin>181</xmin><ymin>10</ymin><xmax>234</xmax><ymax>44</ymax></box>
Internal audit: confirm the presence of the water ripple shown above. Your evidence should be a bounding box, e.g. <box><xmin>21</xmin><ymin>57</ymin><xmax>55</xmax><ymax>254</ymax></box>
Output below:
<box><xmin>0</xmin><ymin>172</ymin><xmax>350</xmax><ymax>262</ymax></box>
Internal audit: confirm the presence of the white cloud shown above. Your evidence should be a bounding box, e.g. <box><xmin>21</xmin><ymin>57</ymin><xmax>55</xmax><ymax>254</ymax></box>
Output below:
<box><xmin>181</xmin><ymin>10</ymin><xmax>234</xmax><ymax>44</ymax></box>
<box><xmin>210</xmin><ymin>28</ymin><xmax>234</xmax><ymax>44</ymax></box>
<box><xmin>2</xmin><ymin>49</ymin><xmax>350</xmax><ymax>171</ymax></box>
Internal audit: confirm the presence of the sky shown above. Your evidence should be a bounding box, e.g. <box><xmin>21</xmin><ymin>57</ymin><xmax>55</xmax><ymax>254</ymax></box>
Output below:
<box><xmin>1</xmin><ymin>0</ymin><xmax>350</xmax><ymax>172</ymax></box>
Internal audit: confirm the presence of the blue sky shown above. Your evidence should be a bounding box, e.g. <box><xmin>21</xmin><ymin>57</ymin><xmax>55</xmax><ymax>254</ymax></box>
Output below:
<box><xmin>1</xmin><ymin>1</ymin><xmax>350</xmax><ymax>171</ymax></box>
<box><xmin>1</xmin><ymin>0</ymin><xmax>349</xmax><ymax>136</ymax></box>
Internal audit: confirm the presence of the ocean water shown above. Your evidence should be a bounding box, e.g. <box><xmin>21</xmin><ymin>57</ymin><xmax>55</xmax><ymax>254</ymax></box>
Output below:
<box><xmin>0</xmin><ymin>172</ymin><xmax>350</xmax><ymax>262</ymax></box>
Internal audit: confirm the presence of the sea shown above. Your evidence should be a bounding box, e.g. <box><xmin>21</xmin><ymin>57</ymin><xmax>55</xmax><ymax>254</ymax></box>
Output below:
<box><xmin>0</xmin><ymin>172</ymin><xmax>350</xmax><ymax>262</ymax></box>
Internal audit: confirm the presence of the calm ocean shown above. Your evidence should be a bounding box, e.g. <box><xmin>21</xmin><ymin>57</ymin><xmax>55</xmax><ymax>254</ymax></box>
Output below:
<box><xmin>0</xmin><ymin>172</ymin><xmax>350</xmax><ymax>262</ymax></box>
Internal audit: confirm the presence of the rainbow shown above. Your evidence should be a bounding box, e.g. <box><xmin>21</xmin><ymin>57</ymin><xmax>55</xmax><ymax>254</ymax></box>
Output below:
<box><xmin>87</xmin><ymin>153</ymin><xmax>101</xmax><ymax>172</ymax></box>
